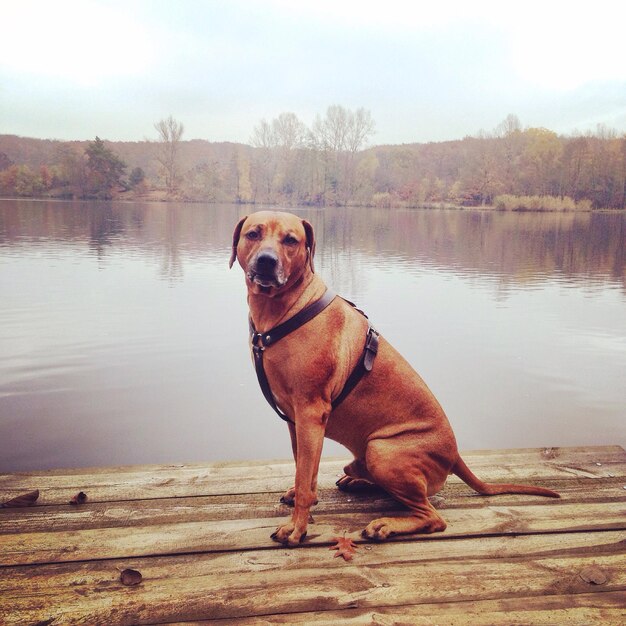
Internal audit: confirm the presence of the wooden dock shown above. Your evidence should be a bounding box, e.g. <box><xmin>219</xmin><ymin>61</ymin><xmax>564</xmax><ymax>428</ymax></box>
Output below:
<box><xmin>1</xmin><ymin>445</ymin><xmax>625</xmax><ymax>624</ymax></box>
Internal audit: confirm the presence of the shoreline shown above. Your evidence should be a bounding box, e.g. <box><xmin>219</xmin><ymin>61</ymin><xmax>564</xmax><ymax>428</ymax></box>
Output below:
<box><xmin>1</xmin><ymin>193</ymin><xmax>620</xmax><ymax>212</ymax></box>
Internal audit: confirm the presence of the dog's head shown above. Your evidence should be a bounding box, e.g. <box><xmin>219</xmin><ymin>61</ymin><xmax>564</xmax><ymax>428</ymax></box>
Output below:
<box><xmin>229</xmin><ymin>211</ymin><xmax>316</xmax><ymax>296</ymax></box>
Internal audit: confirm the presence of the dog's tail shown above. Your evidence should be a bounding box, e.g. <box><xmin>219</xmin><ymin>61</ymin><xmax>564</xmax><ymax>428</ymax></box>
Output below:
<box><xmin>451</xmin><ymin>455</ymin><xmax>560</xmax><ymax>498</ymax></box>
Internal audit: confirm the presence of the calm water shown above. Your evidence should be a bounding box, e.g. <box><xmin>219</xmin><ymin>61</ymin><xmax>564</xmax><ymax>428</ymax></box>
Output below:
<box><xmin>1</xmin><ymin>199</ymin><xmax>625</xmax><ymax>471</ymax></box>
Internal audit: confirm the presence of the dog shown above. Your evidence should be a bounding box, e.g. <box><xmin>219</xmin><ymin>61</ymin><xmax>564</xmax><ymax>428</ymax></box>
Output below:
<box><xmin>230</xmin><ymin>210</ymin><xmax>559</xmax><ymax>547</ymax></box>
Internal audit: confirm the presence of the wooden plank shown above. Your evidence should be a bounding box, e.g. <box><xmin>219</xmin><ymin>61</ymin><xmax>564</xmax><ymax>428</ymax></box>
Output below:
<box><xmin>1</xmin><ymin>446</ymin><xmax>624</xmax><ymax>624</ymax></box>
<box><xmin>0</xmin><ymin>532</ymin><xmax>624</xmax><ymax>625</ymax></box>
<box><xmin>1</xmin><ymin>445</ymin><xmax>624</xmax><ymax>506</ymax></box>
<box><xmin>1</xmin><ymin>476</ymin><xmax>624</xmax><ymax>536</ymax></box>
<box><xmin>446</xmin><ymin>446</ymin><xmax>626</xmax><ymax>482</ymax></box>
<box><xmin>0</xmin><ymin>462</ymin><xmax>302</xmax><ymax>505</ymax></box>
<box><xmin>196</xmin><ymin>591</ymin><xmax>626</xmax><ymax>625</ymax></box>
<box><xmin>1</xmin><ymin>500</ymin><xmax>624</xmax><ymax>567</ymax></box>
<box><xmin>4</xmin><ymin>528</ymin><xmax>621</xmax><ymax>585</ymax></box>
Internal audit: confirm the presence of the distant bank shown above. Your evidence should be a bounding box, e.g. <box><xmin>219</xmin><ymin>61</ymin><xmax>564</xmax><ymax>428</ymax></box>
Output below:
<box><xmin>1</xmin><ymin>124</ymin><xmax>625</xmax><ymax>210</ymax></box>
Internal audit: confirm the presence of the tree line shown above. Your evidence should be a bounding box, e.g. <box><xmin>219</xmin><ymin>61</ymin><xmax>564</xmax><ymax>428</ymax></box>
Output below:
<box><xmin>1</xmin><ymin>110</ymin><xmax>625</xmax><ymax>209</ymax></box>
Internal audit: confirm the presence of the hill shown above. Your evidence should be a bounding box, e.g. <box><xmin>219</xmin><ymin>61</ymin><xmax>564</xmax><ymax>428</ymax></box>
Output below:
<box><xmin>1</xmin><ymin>127</ymin><xmax>624</xmax><ymax>209</ymax></box>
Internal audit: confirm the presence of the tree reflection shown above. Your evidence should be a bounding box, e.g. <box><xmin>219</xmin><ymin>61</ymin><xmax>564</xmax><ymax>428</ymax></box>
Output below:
<box><xmin>0</xmin><ymin>200</ymin><xmax>624</xmax><ymax>291</ymax></box>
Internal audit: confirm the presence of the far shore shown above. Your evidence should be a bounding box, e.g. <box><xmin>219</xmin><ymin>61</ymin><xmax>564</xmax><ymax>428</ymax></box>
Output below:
<box><xmin>2</xmin><ymin>191</ymin><xmax>620</xmax><ymax>212</ymax></box>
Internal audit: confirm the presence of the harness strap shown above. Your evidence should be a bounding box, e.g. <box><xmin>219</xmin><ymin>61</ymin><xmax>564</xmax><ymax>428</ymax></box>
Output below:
<box><xmin>252</xmin><ymin>343</ymin><xmax>292</xmax><ymax>422</ymax></box>
<box><xmin>250</xmin><ymin>290</ymin><xmax>336</xmax><ymax>423</ymax></box>
<box><xmin>249</xmin><ymin>289</ymin><xmax>336</xmax><ymax>348</ymax></box>
<box><xmin>331</xmin><ymin>325</ymin><xmax>379</xmax><ymax>409</ymax></box>
<box><xmin>249</xmin><ymin>290</ymin><xmax>378</xmax><ymax>424</ymax></box>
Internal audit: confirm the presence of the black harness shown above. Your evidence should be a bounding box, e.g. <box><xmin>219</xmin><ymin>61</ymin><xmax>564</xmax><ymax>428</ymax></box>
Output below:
<box><xmin>249</xmin><ymin>290</ymin><xmax>379</xmax><ymax>424</ymax></box>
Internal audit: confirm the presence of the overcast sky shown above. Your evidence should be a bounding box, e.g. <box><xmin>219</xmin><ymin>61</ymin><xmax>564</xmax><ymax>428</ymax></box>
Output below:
<box><xmin>1</xmin><ymin>0</ymin><xmax>625</xmax><ymax>146</ymax></box>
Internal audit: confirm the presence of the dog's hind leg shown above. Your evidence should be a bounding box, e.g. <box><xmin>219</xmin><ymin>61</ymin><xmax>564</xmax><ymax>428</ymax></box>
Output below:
<box><xmin>362</xmin><ymin>497</ymin><xmax>446</xmax><ymax>540</ymax></box>
<box><xmin>336</xmin><ymin>457</ymin><xmax>377</xmax><ymax>492</ymax></box>
<box><xmin>361</xmin><ymin>440</ymin><xmax>447</xmax><ymax>541</ymax></box>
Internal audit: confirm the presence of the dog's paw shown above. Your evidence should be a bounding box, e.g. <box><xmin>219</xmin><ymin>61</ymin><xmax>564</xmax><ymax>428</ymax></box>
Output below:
<box><xmin>336</xmin><ymin>475</ymin><xmax>375</xmax><ymax>492</ymax></box>
<box><xmin>279</xmin><ymin>487</ymin><xmax>318</xmax><ymax>507</ymax></box>
<box><xmin>279</xmin><ymin>487</ymin><xmax>296</xmax><ymax>506</ymax></box>
<box><xmin>271</xmin><ymin>523</ymin><xmax>307</xmax><ymax>547</ymax></box>
<box><xmin>362</xmin><ymin>514</ymin><xmax>447</xmax><ymax>541</ymax></box>
<box><xmin>361</xmin><ymin>518</ymin><xmax>395</xmax><ymax>541</ymax></box>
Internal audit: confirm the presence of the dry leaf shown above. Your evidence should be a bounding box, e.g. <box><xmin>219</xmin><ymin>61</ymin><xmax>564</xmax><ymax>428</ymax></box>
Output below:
<box><xmin>69</xmin><ymin>491</ymin><xmax>88</xmax><ymax>505</ymax></box>
<box><xmin>2</xmin><ymin>490</ymin><xmax>39</xmax><ymax>508</ymax></box>
<box><xmin>120</xmin><ymin>568</ymin><xmax>143</xmax><ymax>586</ymax></box>
<box><xmin>579</xmin><ymin>566</ymin><xmax>607</xmax><ymax>585</ymax></box>
<box><xmin>329</xmin><ymin>536</ymin><xmax>359</xmax><ymax>561</ymax></box>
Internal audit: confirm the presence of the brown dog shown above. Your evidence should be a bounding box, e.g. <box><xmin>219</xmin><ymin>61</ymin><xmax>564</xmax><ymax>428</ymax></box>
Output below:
<box><xmin>230</xmin><ymin>210</ymin><xmax>559</xmax><ymax>546</ymax></box>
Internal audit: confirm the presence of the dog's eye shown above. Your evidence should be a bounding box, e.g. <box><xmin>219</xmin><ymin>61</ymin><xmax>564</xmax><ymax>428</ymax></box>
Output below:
<box><xmin>245</xmin><ymin>230</ymin><xmax>260</xmax><ymax>241</ymax></box>
<box><xmin>283</xmin><ymin>235</ymin><xmax>298</xmax><ymax>246</ymax></box>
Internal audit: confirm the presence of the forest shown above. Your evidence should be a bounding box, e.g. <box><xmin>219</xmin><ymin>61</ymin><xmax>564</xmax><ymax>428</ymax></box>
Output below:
<box><xmin>1</xmin><ymin>109</ymin><xmax>625</xmax><ymax>210</ymax></box>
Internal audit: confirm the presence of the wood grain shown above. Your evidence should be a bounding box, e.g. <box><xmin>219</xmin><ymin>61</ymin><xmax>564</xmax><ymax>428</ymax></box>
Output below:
<box><xmin>0</xmin><ymin>445</ymin><xmax>624</xmax><ymax>625</ymax></box>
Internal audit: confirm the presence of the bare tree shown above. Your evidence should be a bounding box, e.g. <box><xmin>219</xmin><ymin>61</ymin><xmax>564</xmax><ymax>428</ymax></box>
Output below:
<box><xmin>154</xmin><ymin>115</ymin><xmax>184</xmax><ymax>193</ymax></box>
<box><xmin>272</xmin><ymin>112</ymin><xmax>307</xmax><ymax>151</ymax></box>
<box><xmin>344</xmin><ymin>108</ymin><xmax>375</xmax><ymax>201</ymax></box>
<box><xmin>311</xmin><ymin>105</ymin><xmax>350</xmax><ymax>151</ymax></box>
<box><xmin>494</xmin><ymin>113</ymin><xmax>522</xmax><ymax>138</ymax></box>
<box><xmin>249</xmin><ymin>106</ymin><xmax>375</xmax><ymax>206</ymax></box>
<box><xmin>346</xmin><ymin>108</ymin><xmax>376</xmax><ymax>154</ymax></box>
<box><xmin>310</xmin><ymin>105</ymin><xmax>375</xmax><ymax>153</ymax></box>
<box><xmin>310</xmin><ymin>105</ymin><xmax>375</xmax><ymax>204</ymax></box>
<box><xmin>250</xmin><ymin>119</ymin><xmax>277</xmax><ymax>200</ymax></box>
<box><xmin>494</xmin><ymin>114</ymin><xmax>523</xmax><ymax>194</ymax></box>
<box><xmin>250</xmin><ymin>119</ymin><xmax>276</xmax><ymax>150</ymax></box>
<box><xmin>250</xmin><ymin>113</ymin><xmax>308</xmax><ymax>201</ymax></box>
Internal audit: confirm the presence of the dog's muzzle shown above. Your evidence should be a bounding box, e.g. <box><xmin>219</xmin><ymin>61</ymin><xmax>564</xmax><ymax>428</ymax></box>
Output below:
<box><xmin>247</xmin><ymin>250</ymin><xmax>287</xmax><ymax>288</ymax></box>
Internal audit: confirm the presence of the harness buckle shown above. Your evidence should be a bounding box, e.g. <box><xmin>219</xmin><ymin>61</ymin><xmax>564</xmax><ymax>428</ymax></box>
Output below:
<box><xmin>363</xmin><ymin>326</ymin><xmax>379</xmax><ymax>371</ymax></box>
<box><xmin>252</xmin><ymin>334</ymin><xmax>266</xmax><ymax>357</ymax></box>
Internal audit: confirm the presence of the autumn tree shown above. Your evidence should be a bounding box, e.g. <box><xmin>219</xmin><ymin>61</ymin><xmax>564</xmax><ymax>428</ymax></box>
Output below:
<box><xmin>231</xmin><ymin>148</ymin><xmax>253</xmax><ymax>203</ymax></box>
<box><xmin>154</xmin><ymin>115</ymin><xmax>184</xmax><ymax>194</ymax></box>
<box><xmin>458</xmin><ymin>134</ymin><xmax>502</xmax><ymax>205</ymax></box>
<box><xmin>0</xmin><ymin>165</ymin><xmax>43</xmax><ymax>197</ymax></box>
<box><xmin>54</xmin><ymin>144</ymin><xmax>87</xmax><ymax>198</ymax></box>
<box><xmin>586</xmin><ymin>127</ymin><xmax>624</xmax><ymax>209</ymax></box>
<box><xmin>0</xmin><ymin>152</ymin><xmax>13</xmax><ymax>171</ymax></box>
<box><xmin>493</xmin><ymin>114</ymin><xmax>524</xmax><ymax>195</ymax></box>
<box><xmin>126</xmin><ymin>167</ymin><xmax>147</xmax><ymax>196</ymax></box>
<box><xmin>562</xmin><ymin>136</ymin><xmax>590</xmax><ymax>201</ymax></box>
<box><xmin>617</xmin><ymin>135</ymin><xmax>626</xmax><ymax>209</ymax></box>
<box><xmin>3</xmin><ymin>110</ymin><xmax>625</xmax><ymax>208</ymax></box>
<box><xmin>186</xmin><ymin>161</ymin><xmax>227</xmax><ymax>202</ymax></box>
<box><xmin>520</xmin><ymin>128</ymin><xmax>563</xmax><ymax>196</ymax></box>
<box><xmin>129</xmin><ymin>167</ymin><xmax>145</xmax><ymax>188</ymax></box>
<box><xmin>84</xmin><ymin>137</ymin><xmax>127</xmax><ymax>199</ymax></box>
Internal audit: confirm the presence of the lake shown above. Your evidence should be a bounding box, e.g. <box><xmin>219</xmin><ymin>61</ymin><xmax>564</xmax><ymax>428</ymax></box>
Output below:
<box><xmin>0</xmin><ymin>199</ymin><xmax>624</xmax><ymax>472</ymax></box>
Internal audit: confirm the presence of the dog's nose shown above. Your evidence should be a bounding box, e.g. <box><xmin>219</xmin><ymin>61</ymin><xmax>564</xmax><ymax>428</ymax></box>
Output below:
<box><xmin>255</xmin><ymin>250</ymin><xmax>278</xmax><ymax>272</ymax></box>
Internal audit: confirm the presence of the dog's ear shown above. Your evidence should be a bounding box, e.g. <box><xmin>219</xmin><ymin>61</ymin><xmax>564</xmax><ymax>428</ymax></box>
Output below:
<box><xmin>302</xmin><ymin>219</ymin><xmax>316</xmax><ymax>273</ymax></box>
<box><xmin>229</xmin><ymin>216</ymin><xmax>248</xmax><ymax>268</ymax></box>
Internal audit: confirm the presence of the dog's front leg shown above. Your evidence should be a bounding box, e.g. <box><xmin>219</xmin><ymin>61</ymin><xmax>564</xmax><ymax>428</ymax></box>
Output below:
<box><xmin>280</xmin><ymin>422</ymin><xmax>298</xmax><ymax>505</ymax></box>
<box><xmin>272</xmin><ymin>406</ymin><xmax>328</xmax><ymax>546</ymax></box>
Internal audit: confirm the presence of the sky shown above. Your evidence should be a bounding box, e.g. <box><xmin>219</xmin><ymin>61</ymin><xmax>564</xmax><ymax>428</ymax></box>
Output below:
<box><xmin>1</xmin><ymin>0</ymin><xmax>625</xmax><ymax>146</ymax></box>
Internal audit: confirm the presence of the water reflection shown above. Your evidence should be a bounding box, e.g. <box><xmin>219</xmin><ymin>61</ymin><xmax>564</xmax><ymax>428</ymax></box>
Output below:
<box><xmin>0</xmin><ymin>200</ymin><xmax>624</xmax><ymax>471</ymax></box>
<box><xmin>2</xmin><ymin>201</ymin><xmax>624</xmax><ymax>287</ymax></box>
